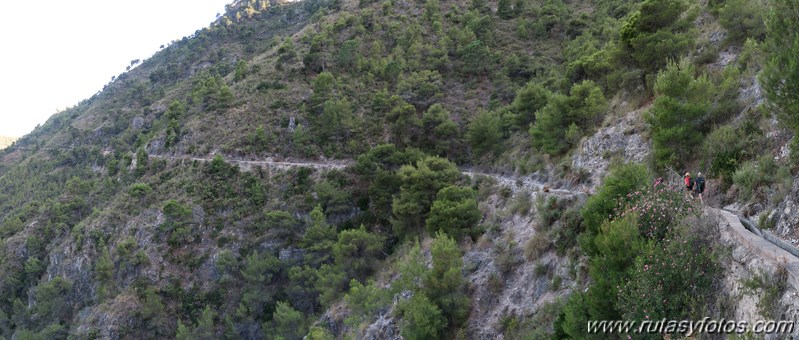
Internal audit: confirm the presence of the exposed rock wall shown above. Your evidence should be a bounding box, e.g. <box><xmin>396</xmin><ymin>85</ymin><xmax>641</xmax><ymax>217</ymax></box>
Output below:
<box><xmin>713</xmin><ymin>208</ymin><xmax>799</xmax><ymax>339</ymax></box>
<box><xmin>572</xmin><ymin>108</ymin><xmax>652</xmax><ymax>193</ymax></box>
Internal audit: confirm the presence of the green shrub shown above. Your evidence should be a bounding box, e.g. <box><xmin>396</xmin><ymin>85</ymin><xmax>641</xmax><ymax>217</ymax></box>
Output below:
<box><xmin>344</xmin><ymin>279</ymin><xmax>389</xmax><ymax>327</ymax></box>
<box><xmin>420</xmin><ymin>104</ymin><xmax>462</xmax><ymax>159</ymax></box>
<box><xmin>301</xmin><ymin>205</ymin><xmax>336</xmax><ymax>265</ymax></box>
<box><xmin>31</xmin><ymin>277</ymin><xmax>73</xmax><ymax>324</ymax></box>
<box><xmin>270</xmin><ymin>301</ymin><xmax>306</xmax><ymax>340</ymax></box>
<box><xmin>128</xmin><ymin>183</ymin><xmax>153</xmax><ymax>198</ymax></box>
<box><xmin>0</xmin><ymin>216</ymin><xmax>24</xmax><ymax>238</ymax></box>
<box><xmin>487</xmin><ymin>273</ymin><xmax>503</xmax><ymax>294</ymax></box>
<box><xmin>530</xmin><ymin>80</ymin><xmax>606</xmax><ymax>155</ymax></box>
<box><xmin>306</xmin><ymin>326</ymin><xmax>335</xmax><ymax>340</ymax></box>
<box><xmin>581</xmin><ymin>213</ymin><xmax>647</xmax><ymax>323</ymax></box>
<box><xmin>704</xmin><ymin>126</ymin><xmax>744</xmax><ymax>188</ymax></box>
<box><xmin>398</xmin><ymin>70</ymin><xmax>444</xmax><ymax>109</ymax></box>
<box><xmin>397</xmin><ymin>293</ymin><xmax>446</xmax><ymax>340</ymax></box>
<box><xmin>732</xmin><ymin>161</ymin><xmax>758</xmax><ymax>200</ymax></box>
<box><xmin>392</xmin><ymin>156</ymin><xmax>460</xmax><ymax>239</ymax></box>
<box><xmin>618</xmin><ymin>0</ymin><xmax>695</xmax><ymax>79</ymax></box>
<box><xmin>163</xmin><ymin>200</ymin><xmax>190</xmax><ymax>220</ymax></box>
<box><xmin>508</xmin><ymin>191</ymin><xmax>532</xmax><ymax>216</ymax></box>
<box><xmin>560</xmin><ymin>293</ymin><xmax>599</xmax><ymax>339</ymax></box>
<box><xmin>550</xmin><ymin>275</ymin><xmax>562</xmax><ymax>291</ymax></box>
<box><xmin>580</xmin><ymin>162</ymin><xmax>650</xmax><ymax>254</ymax></box>
<box><xmin>116</xmin><ymin>236</ymin><xmax>139</xmax><ymax>258</ymax></box>
<box><xmin>426</xmin><ymin>186</ymin><xmax>482</xmax><ymax>240</ymax></box>
<box><xmin>459</xmin><ymin>39</ymin><xmax>491</xmax><ymax>74</ymax></box>
<box><xmin>524</xmin><ymin>232</ymin><xmax>551</xmax><ymax>261</ymax></box>
<box><xmin>534</xmin><ymin>262</ymin><xmax>548</xmax><ymax>276</ymax></box>
<box><xmin>617</xmin><ymin>222</ymin><xmax>723</xmax><ymax>327</ymax></box>
<box><xmin>719</xmin><ymin>0</ymin><xmax>766</xmax><ymax>44</ymax></box>
<box><xmin>741</xmin><ymin>268</ymin><xmax>787</xmax><ymax>319</ymax></box>
<box><xmin>467</xmin><ymin>110</ymin><xmax>504</xmax><ymax>160</ymax></box>
<box><xmin>511</xmin><ymin>82</ymin><xmax>550</xmax><ymax>129</ymax></box>
<box><xmin>264</xmin><ymin>210</ymin><xmax>300</xmax><ymax>231</ymax></box>
<box><xmin>537</xmin><ymin>196</ymin><xmax>566</xmax><ymax>231</ymax></box>
<box><xmin>762</xmin><ymin>0</ymin><xmax>799</xmax><ymax>161</ymax></box>
<box><xmin>333</xmin><ymin>225</ymin><xmax>385</xmax><ymax>282</ymax></box>
<box><xmin>733</xmin><ymin>156</ymin><xmax>792</xmax><ymax>202</ymax></box>
<box><xmin>495</xmin><ymin>234</ymin><xmax>520</xmax><ymax>273</ymax></box>
<box><xmin>551</xmin><ymin>207</ymin><xmax>583</xmax><ymax>256</ymax></box>
<box><xmin>424</xmin><ymin>232</ymin><xmax>470</xmax><ymax>326</ymax></box>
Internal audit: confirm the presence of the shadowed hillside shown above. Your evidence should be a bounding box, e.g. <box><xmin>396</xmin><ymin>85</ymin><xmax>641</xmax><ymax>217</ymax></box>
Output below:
<box><xmin>1</xmin><ymin>0</ymin><xmax>798</xmax><ymax>338</ymax></box>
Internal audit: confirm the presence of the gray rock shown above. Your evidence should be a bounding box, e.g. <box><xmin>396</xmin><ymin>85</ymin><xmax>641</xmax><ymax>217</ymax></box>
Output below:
<box><xmin>572</xmin><ymin>108</ymin><xmax>652</xmax><ymax>192</ymax></box>
<box><xmin>742</xmin><ymin>203</ymin><xmax>763</xmax><ymax>217</ymax></box>
<box><xmin>363</xmin><ymin>313</ymin><xmax>401</xmax><ymax>340</ymax></box>
<box><xmin>739</xmin><ymin>77</ymin><xmax>765</xmax><ymax>107</ymax></box>
<box><xmin>709</xmin><ymin>30</ymin><xmax>727</xmax><ymax>45</ymax></box>
<box><xmin>278</xmin><ymin>247</ymin><xmax>305</xmax><ymax>261</ymax></box>
<box><xmin>131</xmin><ymin>116</ymin><xmax>145</xmax><ymax>130</ymax></box>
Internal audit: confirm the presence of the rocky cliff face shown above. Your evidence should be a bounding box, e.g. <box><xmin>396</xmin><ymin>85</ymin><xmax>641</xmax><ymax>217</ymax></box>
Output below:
<box><xmin>571</xmin><ymin>107</ymin><xmax>652</xmax><ymax>193</ymax></box>
<box><xmin>716</xmin><ymin>209</ymin><xmax>799</xmax><ymax>339</ymax></box>
<box><xmin>771</xmin><ymin>178</ymin><xmax>799</xmax><ymax>245</ymax></box>
<box><xmin>354</xmin><ymin>172</ymin><xmax>586</xmax><ymax>339</ymax></box>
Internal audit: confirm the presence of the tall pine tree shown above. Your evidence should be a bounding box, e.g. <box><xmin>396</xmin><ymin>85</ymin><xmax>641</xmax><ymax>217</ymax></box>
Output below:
<box><xmin>762</xmin><ymin>0</ymin><xmax>799</xmax><ymax>160</ymax></box>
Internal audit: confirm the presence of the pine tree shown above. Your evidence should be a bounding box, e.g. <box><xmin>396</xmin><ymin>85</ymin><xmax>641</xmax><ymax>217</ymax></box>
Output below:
<box><xmin>646</xmin><ymin>60</ymin><xmax>711</xmax><ymax>168</ymax></box>
<box><xmin>467</xmin><ymin>110</ymin><xmax>503</xmax><ymax>160</ymax></box>
<box><xmin>420</xmin><ymin>104</ymin><xmax>460</xmax><ymax>158</ymax></box>
<box><xmin>95</xmin><ymin>240</ymin><xmax>114</xmax><ymax>300</ymax></box>
<box><xmin>619</xmin><ymin>0</ymin><xmax>695</xmax><ymax>83</ymax></box>
<box><xmin>270</xmin><ymin>301</ymin><xmax>306</xmax><ymax>340</ymax></box>
<box><xmin>423</xmin><ymin>232</ymin><xmax>470</xmax><ymax>326</ymax></box>
<box><xmin>333</xmin><ymin>225</ymin><xmax>385</xmax><ymax>281</ymax></box>
<box><xmin>195</xmin><ymin>306</ymin><xmax>217</xmax><ymax>339</ymax></box>
<box><xmin>397</xmin><ymin>293</ymin><xmax>446</xmax><ymax>340</ymax></box>
<box><xmin>301</xmin><ymin>205</ymin><xmax>337</xmax><ymax>264</ymax></box>
<box><xmin>426</xmin><ymin>186</ymin><xmax>482</xmax><ymax>240</ymax></box>
<box><xmin>762</xmin><ymin>0</ymin><xmax>799</xmax><ymax>160</ymax></box>
<box><xmin>498</xmin><ymin>0</ymin><xmax>515</xmax><ymax>19</ymax></box>
<box><xmin>512</xmin><ymin>82</ymin><xmax>550</xmax><ymax>129</ymax></box>
<box><xmin>392</xmin><ymin>157</ymin><xmax>460</xmax><ymax>239</ymax></box>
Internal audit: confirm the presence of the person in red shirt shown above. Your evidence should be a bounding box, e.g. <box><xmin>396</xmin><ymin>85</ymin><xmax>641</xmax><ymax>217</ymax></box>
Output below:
<box><xmin>684</xmin><ymin>172</ymin><xmax>694</xmax><ymax>199</ymax></box>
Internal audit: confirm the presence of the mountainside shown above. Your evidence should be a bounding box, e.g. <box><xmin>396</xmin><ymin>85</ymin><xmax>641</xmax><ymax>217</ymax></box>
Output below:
<box><xmin>1</xmin><ymin>0</ymin><xmax>798</xmax><ymax>339</ymax></box>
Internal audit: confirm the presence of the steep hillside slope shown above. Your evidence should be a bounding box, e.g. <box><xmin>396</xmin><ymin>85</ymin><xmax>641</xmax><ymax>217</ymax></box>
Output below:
<box><xmin>0</xmin><ymin>0</ymin><xmax>796</xmax><ymax>339</ymax></box>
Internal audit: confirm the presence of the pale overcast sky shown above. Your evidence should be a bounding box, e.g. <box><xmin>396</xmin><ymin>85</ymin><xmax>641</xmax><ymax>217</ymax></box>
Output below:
<box><xmin>0</xmin><ymin>0</ymin><xmax>232</xmax><ymax>137</ymax></box>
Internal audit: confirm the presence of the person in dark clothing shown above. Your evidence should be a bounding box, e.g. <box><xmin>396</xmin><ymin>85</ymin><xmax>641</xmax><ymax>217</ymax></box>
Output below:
<box><xmin>694</xmin><ymin>172</ymin><xmax>706</xmax><ymax>204</ymax></box>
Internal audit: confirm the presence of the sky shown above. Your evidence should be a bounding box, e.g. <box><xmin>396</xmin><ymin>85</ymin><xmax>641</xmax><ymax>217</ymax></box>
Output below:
<box><xmin>0</xmin><ymin>0</ymin><xmax>233</xmax><ymax>137</ymax></box>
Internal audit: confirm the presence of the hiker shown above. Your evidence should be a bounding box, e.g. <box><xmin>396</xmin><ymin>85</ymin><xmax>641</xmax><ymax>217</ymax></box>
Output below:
<box><xmin>684</xmin><ymin>172</ymin><xmax>694</xmax><ymax>199</ymax></box>
<box><xmin>694</xmin><ymin>172</ymin><xmax>706</xmax><ymax>204</ymax></box>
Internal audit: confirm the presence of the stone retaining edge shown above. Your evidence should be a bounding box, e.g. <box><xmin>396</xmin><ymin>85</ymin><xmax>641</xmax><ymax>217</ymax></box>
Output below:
<box><xmin>711</xmin><ymin>208</ymin><xmax>799</xmax><ymax>289</ymax></box>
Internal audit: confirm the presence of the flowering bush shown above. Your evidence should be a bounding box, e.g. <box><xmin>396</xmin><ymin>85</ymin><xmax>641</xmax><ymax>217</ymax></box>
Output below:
<box><xmin>561</xmin><ymin>169</ymin><xmax>723</xmax><ymax>338</ymax></box>
<box><xmin>616</xmin><ymin>220</ymin><xmax>723</xmax><ymax>338</ymax></box>
<box><xmin>615</xmin><ymin>180</ymin><xmax>699</xmax><ymax>240</ymax></box>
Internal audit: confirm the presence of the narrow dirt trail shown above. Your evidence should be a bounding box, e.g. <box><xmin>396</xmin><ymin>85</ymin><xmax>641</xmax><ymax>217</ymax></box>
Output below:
<box><xmin>152</xmin><ymin>154</ymin><xmax>583</xmax><ymax>197</ymax></box>
<box><xmin>462</xmin><ymin>170</ymin><xmax>578</xmax><ymax>196</ymax></box>
<box><xmin>151</xmin><ymin>154</ymin><xmax>350</xmax><ymax>170</ymax></box>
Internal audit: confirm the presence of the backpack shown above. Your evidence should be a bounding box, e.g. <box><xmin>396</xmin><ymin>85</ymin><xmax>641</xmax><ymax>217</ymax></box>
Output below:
<box><xmin>695</xmin><ymin>177</ymin><xmax>705</xmax><ymax>193</ymax></box>
<box><xmin>687</xmin><ymin>177</ymin><xmax>694</xmax><ymax>190</ymax></box>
